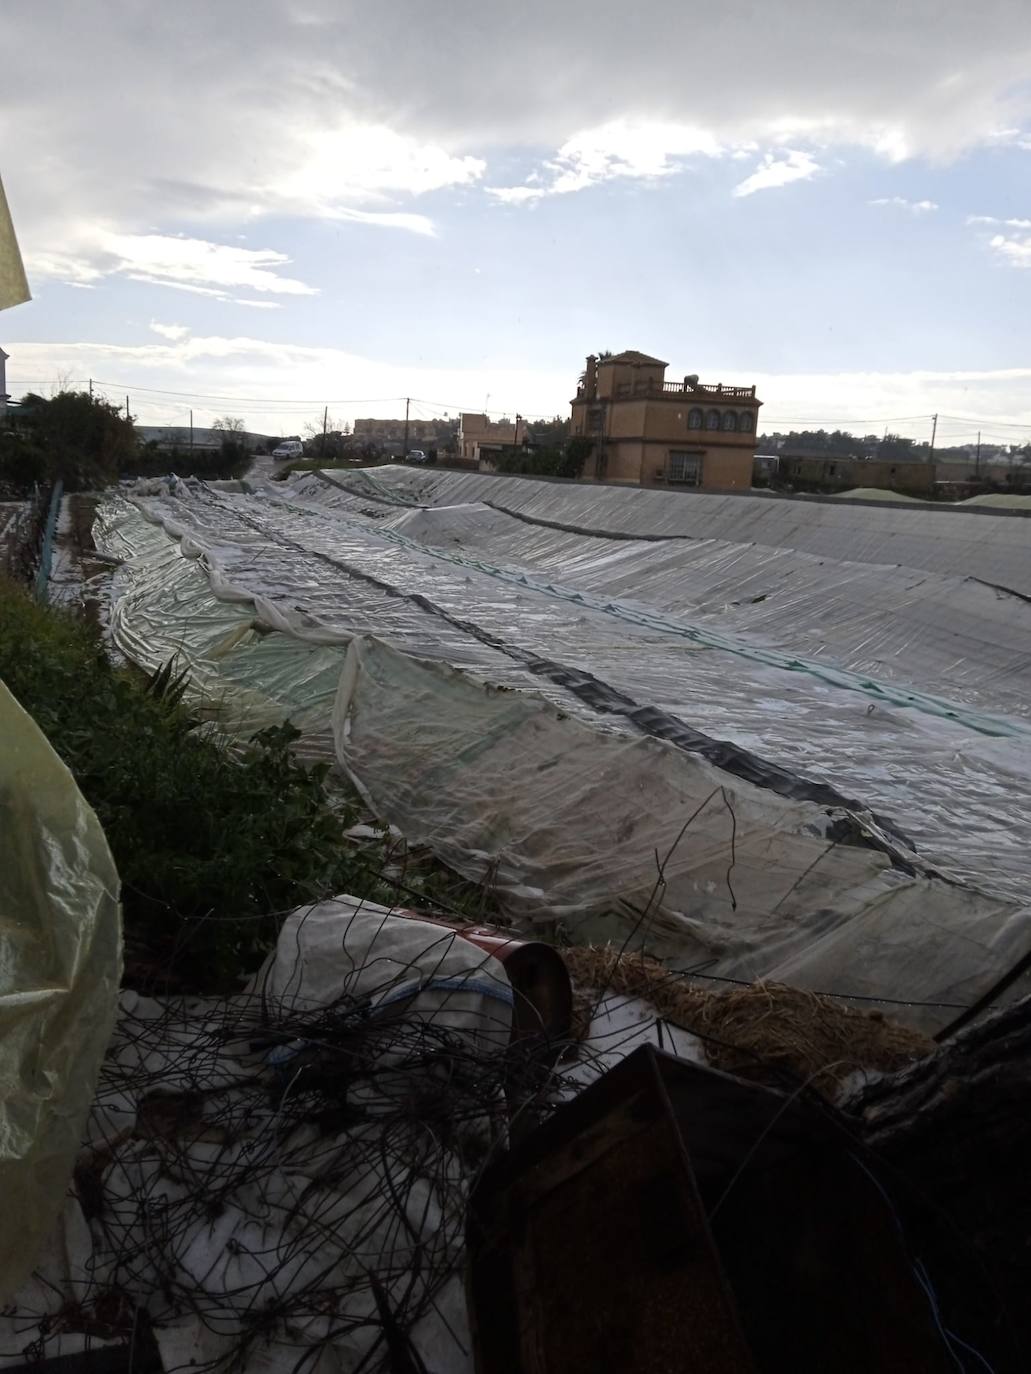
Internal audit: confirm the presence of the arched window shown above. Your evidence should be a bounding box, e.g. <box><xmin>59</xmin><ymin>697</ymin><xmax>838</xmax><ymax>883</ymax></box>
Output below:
<box><xmin>738</xmin><ymin>411</ymin><xmax>755</xmax><ymax>433</ymax></box>
<box><xmin>688</xmin><ymin>407</ymin><xmax>703</xmax><ymax>430</ymax></box>
<box><xmin>721</xmin><ymin>410</ymin><xmax>738</xmax><ymax>432</ymax></box>
<box><xmin>705</xmin><ymin>409</ymin><xmax>720</xmax><ymax>430</ymax></box>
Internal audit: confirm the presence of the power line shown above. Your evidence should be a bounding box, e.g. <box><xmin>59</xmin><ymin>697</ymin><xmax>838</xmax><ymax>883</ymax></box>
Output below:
<box><xmin>937</xmin><ymin>412</ymin><xmax>1031</xmax><ymax>432</ymax></box>
<box><xmin>409</xmin><ymin>397</ymin><xmax>570</xmax><ymax>420</ymax></box>
<box><xmin>23</xmin><ymin>377</ymin><xmax>408</xmax><ymax>406</ymax></box>
<box><xmin>760</xmin><ymin>414</ymin><xmax>933</xmax><ymax>427</ymax></box>
<box><xmin>9</xmin><ymin>375</ymin><xmax>1031</xmax><ymax>435</ymax></box>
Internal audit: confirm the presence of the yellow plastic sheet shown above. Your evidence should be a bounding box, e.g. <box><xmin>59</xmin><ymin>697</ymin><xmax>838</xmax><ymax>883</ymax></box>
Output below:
<box><xmin>0</xmin><ymin>681</ymin><xmax>121</xmax><ymax>1301</ymax></box>
<box><xmin>0</xmin><ymin>175</ymin><xmax>30</xmax><ymax>312</ymax></box>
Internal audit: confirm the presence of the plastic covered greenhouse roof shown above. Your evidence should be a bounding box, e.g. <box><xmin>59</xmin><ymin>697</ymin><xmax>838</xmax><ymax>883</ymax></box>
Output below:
<box><xmin>95</xmin><ymin>468</ymin><xmax>1031</xmax><ymax>1034</ymax></box>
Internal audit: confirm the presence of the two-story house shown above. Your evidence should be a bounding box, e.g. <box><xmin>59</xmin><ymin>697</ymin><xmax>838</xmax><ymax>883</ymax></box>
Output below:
<box><xmin>570</xmin><ymin>351</ymin><xmax>762</xmax><ymax>490</ymax></box>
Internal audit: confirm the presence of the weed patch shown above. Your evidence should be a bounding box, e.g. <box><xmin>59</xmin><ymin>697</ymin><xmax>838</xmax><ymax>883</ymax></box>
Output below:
<box><xmin>0</xmin><ymin>577</ymin><xmax>390</xmax><ymax>986</ymax></box>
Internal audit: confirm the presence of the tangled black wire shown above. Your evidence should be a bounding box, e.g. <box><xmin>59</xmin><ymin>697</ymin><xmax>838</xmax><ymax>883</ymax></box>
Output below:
<box><xmin>0</xmin><ymin>905</ymin><xmax>589</xmax><ymax>1374</ymax></box>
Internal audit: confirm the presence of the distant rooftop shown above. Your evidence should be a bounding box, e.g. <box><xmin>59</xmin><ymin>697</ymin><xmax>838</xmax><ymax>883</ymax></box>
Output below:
<box><xmin>604</xmin><ymin>350</ymin><xmax>668</xmax><ymax>367</ymax></box>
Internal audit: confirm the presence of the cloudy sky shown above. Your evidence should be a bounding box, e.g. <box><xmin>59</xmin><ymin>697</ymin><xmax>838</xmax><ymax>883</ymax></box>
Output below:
<box><xmin>2</xmin><ymin>1</ymin><xmax>1030</xmax><ymax>442</ymax></box>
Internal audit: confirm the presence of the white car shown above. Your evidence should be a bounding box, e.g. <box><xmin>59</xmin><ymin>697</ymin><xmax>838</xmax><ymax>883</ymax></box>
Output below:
<box><xmin>272</xmin><ymin>440</ymin><xmax>304</xmax><ymax>460</ymax></box>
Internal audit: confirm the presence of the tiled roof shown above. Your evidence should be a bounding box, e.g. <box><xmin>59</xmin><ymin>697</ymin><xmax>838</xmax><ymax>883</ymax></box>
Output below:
<box><xmin>604</xmin><ymin>350</ymin><xmax>668</xmax><ymax>366</ymax></box>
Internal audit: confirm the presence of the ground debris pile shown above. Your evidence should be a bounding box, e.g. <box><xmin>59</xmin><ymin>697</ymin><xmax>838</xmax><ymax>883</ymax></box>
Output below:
<box><xmin>563</xmin><ymin>945</ymin><xmax>934</xmax><ymax>1092</ymax></box>
<box><xmin>0</xmin><ymin>900</ymin><xmax>580</xmax><ymax>1374</ymax></box>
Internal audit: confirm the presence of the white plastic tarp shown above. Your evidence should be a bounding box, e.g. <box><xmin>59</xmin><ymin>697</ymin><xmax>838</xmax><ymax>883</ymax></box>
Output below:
<box><xmin>332</xmin><ymin>636</ymin><xmax>1030</xmax><ymax>1034</ymax></box>
<box><xmin>91</xmin><ymin>476</ymin><xmax>1031</xmax><ymax>1031</ymax></box>
<box><xmin>97</xmin><ymin>476</ymin><xmax>1031</xmax><ymax>905</ymax></box>
<box><xmin>335</xmin><ymin>464</ymin><xmax>1031</xmax><ymax>599</ymax></box>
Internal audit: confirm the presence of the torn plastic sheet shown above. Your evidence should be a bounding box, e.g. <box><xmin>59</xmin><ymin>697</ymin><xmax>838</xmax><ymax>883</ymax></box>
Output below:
<box><xmin>0</xmin><ymin>901</ymin><xmax>513</xmax><ymax>1374</ymax></box>
<box><xmin>94</xmin><ymin>498</ymin><xmax>351</xmax><ymax>754</ymax></box>
<box><xmin>96</xmin><ymin>477</ymin><xmax>1031</xmax><ymax>905</ymax></box>
<box><xmin>0</xmin><ymin>682</ymin><xmax>121</xmax><ymax>1303</ymax></box>
<box><xmin>332</xmin><ymin>636</ymin><xmax>1030</xmax><ymax>1035</ymax></box>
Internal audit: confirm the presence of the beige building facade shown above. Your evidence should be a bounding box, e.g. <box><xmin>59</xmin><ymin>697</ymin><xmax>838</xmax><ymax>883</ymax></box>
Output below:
<box><xmin>353</xmin><ymin>417</ymin><xmax>448</xmax><ymax>446</ymax></box>
<box><xmin>458</xmin><ymin>412</ymin><xmax>528</xmax><ymax>465</ymax></box>
<box><xmin>570</xmin><ymin>351</ymin><xmax>761</xmax><ymax>490</ymax></box>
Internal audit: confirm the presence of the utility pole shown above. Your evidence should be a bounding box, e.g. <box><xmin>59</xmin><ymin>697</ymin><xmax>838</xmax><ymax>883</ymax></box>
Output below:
<box><xmin>190</xmin><ymin>409</ymin><xmax>194</xmax><ymax>455</ymax></box>
<box><xmin>322</xmin><ymin>404</ymin><xmax>328</xmax><ymax>456</ymax></box>
<box><xmin>125</xmin><ymin>395</ymin><xmax>130</xmax><ymax>423</ymax></box>
<box><xmin>402</xmin><ymin>397</ymin><xmax>410</xmax><ymax>457</ymax></box>
<box><xmin>929</xmin><ymin>412</ymin><xmax>938</xmax><ymax>461</ymax></box>
<box><xmin>89</xmin><ymin>378</ymin><xmax>93</xmax><ymax>400</ymax></box>
<box><xmin>975</xmin><ymin>431</ymin><xmax>981</xmax><ymax>480</ymax></box>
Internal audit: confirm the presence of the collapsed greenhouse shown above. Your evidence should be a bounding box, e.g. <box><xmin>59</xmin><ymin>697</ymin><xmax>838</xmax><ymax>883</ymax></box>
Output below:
<box><xmin>5</xmin><ymin>467</ymin><xmax>1031</xmax><ymax>1372</ymax></box>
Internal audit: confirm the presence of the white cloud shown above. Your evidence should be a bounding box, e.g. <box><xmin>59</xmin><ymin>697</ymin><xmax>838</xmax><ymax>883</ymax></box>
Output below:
<box><xmin>4</xmin><ymin>1</ymin><xmax>1031</xmax><ymax>285</ymax></box>
<box><xmin>732</xmin><ymin>150</ymin><xmax>820</xmax><ymax>197</ymax></box>
<box><xmin>22</xmin><ymin>250</ymin><xmax>104</xmax><ymax>286</ymax></box>
<box><xmin>332</xmin><ymin>207</ymin><xmax>437</xmax><ymax>236</ymax></box>
<box><xmin>984</xmin><ymin>127</ymin><xmax>1031</xmax><ymax>151</ymax></box>
<box><xmin>548</xmin><ymin>120</ymin><xmax>724</xmax><ymax>194</ymax></box>
<box><xmin>4</xmin><ymin>1</ymin><xmax>1031</xmax><ymax>230</ymax></box>
<box><xmin>869</xmin><ymin>196</ymin><xmax>939</xmax><ymax>213</ymax></box>
<box><xmin>30</xmin><ymin>232</ymin><xmax>317</xmax><ymax>302</ymax></box>
<box><xmin>149</xmin><ymin>321</ymin><xmax>190</xmax><ymax>341</ymax></box>
<box><xmin>966</xmin><ymin>215</ymin><xmax>1031</xmax><ymax>268</ymax></box>
<box><xmin>126</xmin><ymin>276</ymin><xmax>229</xmax><ymax>298</ymax></box>
<box><xmin>273</xmin><ymin>125</ymin><xmax>484</xmax><ymax>209</ymax></box>
<box><xmin>487</xmin><ymin>120</ymin><xmax>724</xmax><ymax>202</ymax></box>
<box><xmin>987</xmin><ymin>232</ymin><xmax>1031</xmax><ymax>266</ymax></box>
<box><xmin>232</xmin><ymin>298</ymin><xmax>283</xmax><ymax>309</ymax></box>
<box><xmin>967</xmin><ymin>214</ymin><xmax>1031</xmax><ymax>228</ymax></box>
<box><xmin>487</xmin><ymin>185</ymin><xmax>547</xmax><ymax>205</ymax></box>
<box><xmin>105</xmin><ymin>234</ymin><xmax>316</xmax><ymax>296</ymax></box>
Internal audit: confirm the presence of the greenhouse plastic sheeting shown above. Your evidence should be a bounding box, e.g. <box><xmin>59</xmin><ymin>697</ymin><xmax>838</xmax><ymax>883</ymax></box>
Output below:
<box><xmin>97</xmin><ymin>473</ymin><xmax>1031</xmax><ymax>906</ymax></box>
<box><xmin>332</xmin><ymin>636</ymin><xmax>1030</xmax><ymax>1034</ymax></box>
<box><xmin>328</xmin><ymin>464</ymin><xmax>1031</xmax><ymax>598</ymax></box>
<box><xmin>306</xmin><ymin>468</ymin><xmax>1031</xmax><ymax>720</ymax></box>
<box><xmin>94</xmin><ymin>498</ymin><xmax>352</xmax><ymax>755</ymax></box>
<box><xmin>92</xmin><ymin>474</ymin><xmax>1031</xmax><ymax>1026</ymax></box>
<box><xmin>0</xmin><ymin>682</ymin><xmax>121</xmax><ymax>1302</ymax></box>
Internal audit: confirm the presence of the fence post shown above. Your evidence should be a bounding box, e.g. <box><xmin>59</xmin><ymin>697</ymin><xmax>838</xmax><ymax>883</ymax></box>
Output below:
<box><xmin>34</xmin><ymin>479</ymin><xmax>63</xmax><ymax>602</ymax></box>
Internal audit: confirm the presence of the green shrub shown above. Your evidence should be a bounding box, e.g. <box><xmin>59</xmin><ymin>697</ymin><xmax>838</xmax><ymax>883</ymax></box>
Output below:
<box><xmin>493</xmin><ymin>438</ymin><xmax>592</xmax><ymax>480</ymax></box>
<box><xmin>0</xmin><ymin>578</ymin><xmax>389</xmax><ymax>986</ymax></box>
<box><xmin>3</xmin><ymin>391</ymin><xmax>138</xmax><ymax>492</ymax></box>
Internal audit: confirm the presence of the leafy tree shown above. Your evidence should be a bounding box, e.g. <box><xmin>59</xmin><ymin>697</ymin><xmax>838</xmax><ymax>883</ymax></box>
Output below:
<box><xmin>1</xmin><ymin>389</ymin><xmax>138</xmax><ymax>491</ymax></box>
<box><xmin>302</xmin><ymin>414</ymin><xmax>352</xmax><ymax>459</ymax></box>
<box><xmin>878</xmin><ymin>433</ymin><xmax>916</xmax><ymax>460</ymax></box>
<box><xmin>531</xmin><ymin>415</ymin><xmax>572</xmax><ymax>449</ymax></box>
<box><xmin>212</xmin><ymin>415</ymin><xmax>246</xmax><ymax>436</ymax></box>
<box><xmin>211</xmin><ymin>415</ymin><xmax>248</xmax><ymax>463</ymax></box>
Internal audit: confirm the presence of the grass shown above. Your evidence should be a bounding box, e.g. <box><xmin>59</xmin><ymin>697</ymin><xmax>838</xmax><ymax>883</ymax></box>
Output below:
<box><xmin>0</xmin><ymin>575</ymin><xmax>393</xmax><ymax>987</ymax></box>
<box><xmin>271</xmin><ymin>457</ymin><xmax>387</xmax><ymax>480</ymax></box>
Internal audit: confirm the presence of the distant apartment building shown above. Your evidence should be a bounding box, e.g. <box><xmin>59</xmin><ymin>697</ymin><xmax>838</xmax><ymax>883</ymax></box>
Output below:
<box><xmin>352</xmin><ymin>417</ymin><xmax>450</xmax><ymax>448</ymax></box>
<box><xmin>458</xmin><ymin>413</ymin><xmax>528</xmax><ymax>466</ymax></box>
<box><xmin>570</xmin><ymin>352</ymin><xmax>761</xmax><ymax>490</ymax></box>
<box><xmin>779</xmin><ymin>453</ymin><xmax>937</xmax><ymax>497</ymax></box>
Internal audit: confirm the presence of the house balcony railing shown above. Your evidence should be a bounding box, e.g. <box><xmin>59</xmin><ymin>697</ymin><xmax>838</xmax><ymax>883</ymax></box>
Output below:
<box><xmin>607</xmin><ymin>380</ymin><xmax>757</xmax><ymax>400</ymax></box>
